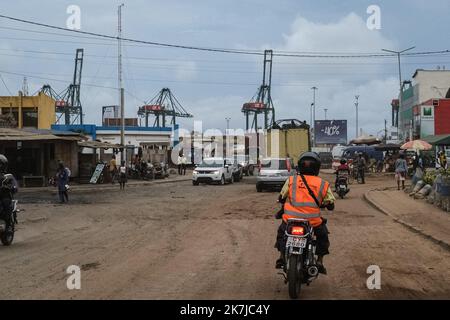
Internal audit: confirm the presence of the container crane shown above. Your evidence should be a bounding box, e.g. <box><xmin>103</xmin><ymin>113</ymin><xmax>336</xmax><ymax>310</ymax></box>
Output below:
<box><xmin>41</xmin><ymin>49</ymin><xmax>84</xmax><ymax>125</ymax></box>
<box><xmin>242</xmin><ymin>50</ymin><xmax>275</xmax><ymax>131</ymax></box>
<box><xmin>138</xmin><ymin>88</ymin><xmax>193</xmax><ymax>127</ymax></box>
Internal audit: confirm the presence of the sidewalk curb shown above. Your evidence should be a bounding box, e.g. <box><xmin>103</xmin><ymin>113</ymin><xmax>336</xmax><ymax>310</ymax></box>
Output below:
<box><xmin>363</xmin><ymin>190</ymin><xmax>450</xmax><ymax>252</ymax></box>
<box><xmin>19</xmin><ymin>177</ymin><xmax>192</xmax><ymax>194</ymax></box>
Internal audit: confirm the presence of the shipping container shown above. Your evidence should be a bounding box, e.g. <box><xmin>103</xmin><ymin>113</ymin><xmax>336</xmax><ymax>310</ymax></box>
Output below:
<box><xmin>266</xmin><ymin>127</ymin><xmax>310</xmax><ymax>165</ymax></box>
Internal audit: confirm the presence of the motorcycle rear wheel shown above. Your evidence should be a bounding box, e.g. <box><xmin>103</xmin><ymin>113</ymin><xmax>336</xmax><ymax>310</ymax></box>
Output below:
<box><xmin>1</xmin><ymin>229</ymin><xmax>14</xmax><ymax>246</ymax></box>
<box><xmin>287</xmin><ymin>254</ymin><xmax>303</xmax><ymax>299</ymax></box>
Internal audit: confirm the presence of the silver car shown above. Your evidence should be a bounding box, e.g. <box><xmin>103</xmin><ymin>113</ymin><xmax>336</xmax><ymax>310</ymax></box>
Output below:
<box><xmin>256</xmin><ymin>158</ymin><xmax>295</xmax><ymax>192</ymax></box>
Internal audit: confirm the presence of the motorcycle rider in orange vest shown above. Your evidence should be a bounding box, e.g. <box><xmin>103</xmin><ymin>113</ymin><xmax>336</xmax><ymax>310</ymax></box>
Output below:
<box><xmin>275</xmin><ymin>152</ymin><xmax>335</xmax><ymax>274</ymax></box>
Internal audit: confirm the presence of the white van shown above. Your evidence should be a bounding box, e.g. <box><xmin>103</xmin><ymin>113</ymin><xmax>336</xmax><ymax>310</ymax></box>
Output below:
<box><xmin>331</xmin><ymin>145</ymin><xmax>347</xmax><ymax>170</ymax></box>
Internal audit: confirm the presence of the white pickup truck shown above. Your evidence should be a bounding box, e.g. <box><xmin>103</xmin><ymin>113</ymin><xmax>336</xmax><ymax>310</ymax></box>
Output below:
<box><xmin>192</xmin><ymin>157</ymin><xmax>236</xmax><ymax>185</ymax></box>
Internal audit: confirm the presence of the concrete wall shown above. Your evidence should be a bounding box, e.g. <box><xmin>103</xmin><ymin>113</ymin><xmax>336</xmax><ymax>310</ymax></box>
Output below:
<box><xmin>399</xmin><ymin>70</ymin><xmax>450</xmax><ymax>140</ymax></box>
<box><xmin>414</xmin><ymin>70</ymin><xmax>450</xmax><ymax>102</ymax></box>
<box><xmin>0</xmin><ymin>92</ymin><xmax>55</xmax><ymax>129</ymax></box>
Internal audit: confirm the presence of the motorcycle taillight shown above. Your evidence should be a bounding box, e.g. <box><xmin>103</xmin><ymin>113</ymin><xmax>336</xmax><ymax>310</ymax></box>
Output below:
<box><xmin>291</xmin><ymin>226</ymin><xmax>305</xmax><ymax>236</ymax></box>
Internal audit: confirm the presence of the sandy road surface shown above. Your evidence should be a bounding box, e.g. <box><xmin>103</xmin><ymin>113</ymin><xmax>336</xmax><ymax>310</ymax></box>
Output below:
<box><xmin>1</xmin><ymin>174</ymin><xmax>449</xmax><ymax>299</ymax></box>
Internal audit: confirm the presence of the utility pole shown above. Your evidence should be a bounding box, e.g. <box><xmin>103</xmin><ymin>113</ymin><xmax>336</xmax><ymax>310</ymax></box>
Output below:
<box><xmin>355</xmin><ymin>95</ymin><xmax>359</xmax><ymax>138</ymax></box>
<box><xmin>22</xmin><ymin>77</ymin><xmax>28</xmax><ymax>96</ymax></box>
<box><xmin>311</xmin><ymin>86</ymin><xmax>318</xmax><ymax>147</ymax></box>
<box><xmin>225</xmin><ymin>117</ymin><xmax>231</xmax><ymax>133</ymax></box>
<box><xmin>382</xmin><ymin>46</ymin><xmax>415</xmax><ymax>140</ymax></box>
<box><xmin>384</xmin><ymin>119</ymin><xmax>388</xmax><ymax>143</ymax></box>
<box><xmin>118</xmin><ymin>4</ymin><xmax>125</xmax><ymax>162</ymax></box>
<box><xmin>324</xmin><ymin>108</ymin><xmax>328</xmax><ymax>120</ymax></box>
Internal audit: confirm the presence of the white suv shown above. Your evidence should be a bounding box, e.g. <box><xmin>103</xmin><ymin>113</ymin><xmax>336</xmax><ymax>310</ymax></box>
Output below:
<box><xmin>192</xmin><ymin>157</ymin><xmax>234</xmax><ymax>185</ymax></box>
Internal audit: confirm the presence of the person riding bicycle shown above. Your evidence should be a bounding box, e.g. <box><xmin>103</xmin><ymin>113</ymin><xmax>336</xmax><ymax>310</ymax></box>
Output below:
<box><xmin>356</xmin><ymin>152</ymin><xmax>366</xmax><ymax>184</ymax></box>
<box><xmin>275</xmin><ymin>152</ymin><xmax>335</xmax><ymax>274</ymax></box>
<box><xmin>335</xmin><ymin>158</ymin><xmax>350</xmax><ymax>191</ymax></box>
<box><xmin>0</xmin><ymin>155</ymin><xmax>18</xmax><ymax>235</ymax></box>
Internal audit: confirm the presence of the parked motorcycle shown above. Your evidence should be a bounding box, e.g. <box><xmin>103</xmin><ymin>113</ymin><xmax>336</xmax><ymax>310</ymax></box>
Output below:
<box><xmin>128</xmin><ymin>161</ymin><xmax>155</xmax><ymax>180</ymax></box>
<box><xmin>142</xmin><ymin>163</ymin><xmax>155</xmax><ymax>180</ymax></box>
<box><xmin>279</xmin><ymin>218</ymin><xmax>321</xmax><ymax>299</ymax></box>
<box><xmin>153</xmin><ymin>162</ymin><xmax>169</xmax><ymax>179</ymax></box>
<box><xmin>0</xmin><ymin>199</ymin><xmax>19</xmax><ymax>246</ymax></box>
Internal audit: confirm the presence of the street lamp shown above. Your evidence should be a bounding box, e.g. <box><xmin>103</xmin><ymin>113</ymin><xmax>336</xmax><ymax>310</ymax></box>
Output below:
<box><xmin>225</xmin><ymin>117</ymin><xmax>231</xmax><ymax>133</ymax></box>
<box><xmin>311</xmin><ymin>86</ymin><xmax>318</xmax><ymax>147</ymax></box>
<box><xmin>382</xmin><ymin>46</ymin><xmax>415</xmax><ymax>140</ymax></box>
<box><xmin>355</xmin><ymin>95</ymin><xmax>359</xmax><ymax>138</ymax></box>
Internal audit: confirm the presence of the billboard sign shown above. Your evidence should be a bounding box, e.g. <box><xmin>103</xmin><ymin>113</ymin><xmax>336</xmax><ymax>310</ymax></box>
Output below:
<box><xmin>314</xmin><ymin>120</ymin><xmax>347</xmax><ymax>144</ymax></box>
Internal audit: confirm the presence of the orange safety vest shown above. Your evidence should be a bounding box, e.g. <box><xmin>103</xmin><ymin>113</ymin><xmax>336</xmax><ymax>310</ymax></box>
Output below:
<box><xmin>283</xmin><ymin>173</ymin><xmax>330</xmax><ymax>227</ymax></box>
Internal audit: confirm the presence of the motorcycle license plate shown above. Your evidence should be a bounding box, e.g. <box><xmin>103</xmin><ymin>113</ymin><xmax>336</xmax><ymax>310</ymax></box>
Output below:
<box><xmin>340</xmin><ymin>185</ymin><xmax>346</xmax><ymax>189</ymax></box>
<box><xmin>286</xmin><ymin>237</ymin><xmax>307</xmax><ymax>248</ymax></box>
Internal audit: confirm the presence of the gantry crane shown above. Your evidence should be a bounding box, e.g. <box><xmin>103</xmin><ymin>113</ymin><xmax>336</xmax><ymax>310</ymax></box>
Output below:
<box><xmin>242</xmin><ymin>50</ymin><xmax>275</xmax><ymax>131</ymax></box>
<box><xmin>138</xmin><ymin>88</ymin><xmax>193</xmax><ymax>127</ymax></box>
<box><xmin>40</xmin><ymin>49</ymin><xmax>84</xmax><ymax>125</ymax></box>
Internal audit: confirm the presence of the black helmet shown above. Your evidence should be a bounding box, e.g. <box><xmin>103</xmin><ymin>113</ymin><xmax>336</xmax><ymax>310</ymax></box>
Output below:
<box><xmin>0</xmin><ymin>154</ymin><xmax>8</xmax><ymax>173</ymax></box>
<box><xmin>297</xmin><ymin>152</ymin><xmax>321</xmax><ymax>176</ymax></box>
<box><xmin>340</xmin><ymin>158</ymin><xmax>347</xmax><ymax>165</ymax></box>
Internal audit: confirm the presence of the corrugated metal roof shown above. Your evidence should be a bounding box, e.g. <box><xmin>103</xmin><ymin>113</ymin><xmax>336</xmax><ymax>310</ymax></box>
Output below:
<box><xmin>78</xmin><ymin>140</ymin><xmax>123</xmax><ymax>149</ymax></box>
<box><xmin>422</xmin><ymin>134</ymin><xmax>450</xmax><ymax>146</ymax></box>
<box><xmin>0</xmin><ymin>128</ymin><xmax>80</xmax><ymax>141</ymax></box>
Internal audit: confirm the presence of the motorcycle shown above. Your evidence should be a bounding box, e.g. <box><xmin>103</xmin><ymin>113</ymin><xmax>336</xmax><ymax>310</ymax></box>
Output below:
<box><xmin>280</xmin><ymin>218</ymin><xmax>320</xmax><ymax>299</ymax></box>
<box><xmin>142</xmin><ymin>163</ymin><xmax>155</xmax><ymax>180</ymax></box>
<box><xmin>336</xmin><ymin>175</ymin><xmax>349</xmax><ymax>199</ymax></box>
<box><xmin>0</xmin><ymin>199</ymin><xmax>19</xmax><ymax>246</ymax></box>
<box><xmin>153</xmin><ymin>162</ymin><xmax>169</xmax><ymax>179</ymax></box>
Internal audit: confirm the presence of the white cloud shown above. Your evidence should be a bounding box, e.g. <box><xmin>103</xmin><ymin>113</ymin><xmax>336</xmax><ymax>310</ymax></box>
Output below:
<box><xmin>266</xmin><ymin>13</ymin><xmax>399</xmax><ymax>139</ymax></box>
<box><xmin>174</xmin><ymin>61</ymin><xmax>197</xmax><ymax>81</ymax></box>
<box><xmin>279</xmin><ymin>12</ymin><xmax>395</xmax><ymax>53</ymax></box>
<box><xmin>181</xmin><ymin>95</ymin><xmax>247</xmax><ymax>131</ymax></box>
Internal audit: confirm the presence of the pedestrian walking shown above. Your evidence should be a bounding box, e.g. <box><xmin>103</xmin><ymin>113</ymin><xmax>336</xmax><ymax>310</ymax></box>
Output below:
<box><xmin>395</xmin><ymin>153</ymin><xmax>408</xmax><ymax>190</ymax></box>
<box><xmin>109</xmin><ymin>155</ymin><xmax>117</xmax><ymax>184</ymax></box>
<box><xmin>181</xmin><ymin>154</ymin><xmax>187</xmax><ymax>175</ymax></box>
<box><xmin>119</xmin><ymin>161</ymin><xmax>127</xmax><ymax>190</ymax></box>
<box><xmin>56</xmin><ymin>162</ymin><xmax>69</xmax><ymax>203</ymax></box>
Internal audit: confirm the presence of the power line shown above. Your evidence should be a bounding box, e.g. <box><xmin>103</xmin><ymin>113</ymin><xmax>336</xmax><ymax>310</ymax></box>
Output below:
<box><xmin>1</xmin><ymin>14</ymin><xmax>449</xmax><ymax>58</ymax></box>
<box><xmin>0</xmin><ymin>49</ymin><xmax>449</xmax><ymax>76</ymax></box>
<box><xmin>0</xmin><ymin>73</ymin><xmax>13</xmax><ymax>95</ymax></box>
<box><xmin>0</xmin><ymin>14</ymin><xmax>263</xmax><ymax>56</ymax></box>
<box><xmin>0</xmin><ymin>70</ymin><xmax>118</xmax><ymax>90</ymax></box>
<box><xmin>0</xmin><ymin>69</ymin><xmax>371</xmax><ymax>88</ymax></box>
<box><xmin>3</xmin><ymin>32</ymin><xmax>450</xmax><ymax>62</ymax></box>
<box><xmin>0</xmin><ymin>66</ymin><xmax>409</xmax><ymax>83</ymax></box>
<box><xmin>1</xmin><ymin>45</ymin><xmax>450</xmax><ymax>67</ymax></box>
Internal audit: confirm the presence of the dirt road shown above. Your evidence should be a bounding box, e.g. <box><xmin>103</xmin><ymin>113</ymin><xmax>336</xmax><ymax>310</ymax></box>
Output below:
<box><xmin>1</xmin><ymin>174</ymin><xmax>449</xmax><ymax>299</ymax></box>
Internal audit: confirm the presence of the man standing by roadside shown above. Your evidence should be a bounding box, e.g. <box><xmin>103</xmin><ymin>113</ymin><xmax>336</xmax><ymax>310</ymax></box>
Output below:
<box><xmin>109</xmin><ymin>155</ymin><xmax>117</xmax><ymax>184</ymax></box>
<box><xmin>438</xmin><ymin>151</ymin><xmax>448</xmax><ymax>170</ymax></box>
<box><xmin>56</xmin><ymin>162</ymin><xmax>69</xmax><ymax>203</ymax></box>
<box><xmin>177</xmin><ymin>153</ymin><xmax>183</xmax><ymax>175</ymax></box>
<box><xmin>181</xmin><ymin>153</ymin><xmax>187</xmax><ymax>175</ymax></box>
<box><xmin>356</xmin><ymin>153</ymin><xmax>366</xmax><ymax>184</ymax></box>
<box><xmin>118</xmin><ymin>161</ymin><xmax>127</xmax><ymax>190</ymax></box>
<box><xmin>395</xmin><ymin>153</ymin><xmax>408</xmax><ymax>190</ymax></box>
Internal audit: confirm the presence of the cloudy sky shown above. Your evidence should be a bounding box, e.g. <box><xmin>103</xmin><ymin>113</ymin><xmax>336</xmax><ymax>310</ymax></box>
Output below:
<box><xmin>1</xmin><ymin>0</ymin><xmax>449</xmax><ymax>139</ymax></box>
